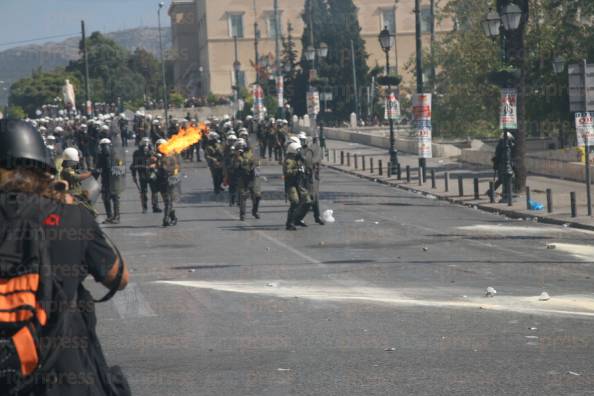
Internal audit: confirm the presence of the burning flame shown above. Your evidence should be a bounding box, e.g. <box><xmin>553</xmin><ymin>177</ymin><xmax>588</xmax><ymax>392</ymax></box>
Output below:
<box><xmin>158</xmin><ymin>123</ymin><xmax>207</xmax><ymax>156</ymax></box>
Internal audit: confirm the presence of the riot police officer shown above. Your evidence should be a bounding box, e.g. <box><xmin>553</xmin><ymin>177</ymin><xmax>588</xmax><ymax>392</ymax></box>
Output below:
<box><xmin>283</xmin><ymin>141</ymin><xmax>311</xmax><ymax>230</ymax></box>
<box><xmin>205</xmin><ymin>132</ymin><xmax>225</xmax><ymax>195</ymax></box>
<box><xmin>232</xmin><ymin>138</ymin><xmax>261</xmax><ymax>221</ymax></box>
<box><xmin>130</xmin><ymin>137</ymin><xmax>161</xmax><ymax>213</ymax></box>
<box><xmin>155</xmin><ymin>139</ymin><xmax>181</xmax><ymax>227</ymax></box>
<box><xmin>301</xmin><ymin>132</ymin><xmax>325</xmax><ymax>225</ymax></box>
<box><xmin>95</xmin><ymin>138</ymin><xmax>124</xmax><ymax>224</ymax></box>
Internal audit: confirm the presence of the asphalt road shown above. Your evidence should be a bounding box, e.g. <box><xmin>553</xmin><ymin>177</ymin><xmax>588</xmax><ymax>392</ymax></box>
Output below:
<box><xmin>91</xmin><ymin>149</ymin><xmax>594</xmax><ymax>396</ymax></box>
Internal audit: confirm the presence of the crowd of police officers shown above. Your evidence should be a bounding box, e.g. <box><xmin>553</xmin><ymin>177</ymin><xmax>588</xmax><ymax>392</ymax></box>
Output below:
<box><xmin>23</xmin><ymin>109</ymin><xmax>325</xmax><ymax>230</ymax></box>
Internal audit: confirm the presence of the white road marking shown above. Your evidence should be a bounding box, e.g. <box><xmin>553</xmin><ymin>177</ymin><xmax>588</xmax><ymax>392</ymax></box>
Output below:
<box><xmin>112</xmin><ymin>282</ymin><xmax>157</xmax><ymax>319</ymax></box>
<box><xmin>550</xmin><ymin>243</ymin><xmax>594</xmax><ymax>262</ymax></box>
<box><xmin>156</xmin><ymin>280</ymin><xmax>594</xmax><ymax>319</ymax></box>
<box><xmin>458</xmin><ymin>224</ymin><xmax>594</xmax><ymax>236</ymax></box>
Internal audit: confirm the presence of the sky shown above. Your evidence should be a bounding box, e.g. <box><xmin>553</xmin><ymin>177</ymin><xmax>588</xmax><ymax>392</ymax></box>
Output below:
<box><xmin>0</xmin><ymin>0</ymin><xmax>172</xmax><ymax>50</ymax></box>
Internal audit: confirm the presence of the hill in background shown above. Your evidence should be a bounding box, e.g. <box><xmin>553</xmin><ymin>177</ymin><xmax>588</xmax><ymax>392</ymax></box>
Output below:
<box><xmin>0</xmin><ymin>27</ymin><xmax>171</xmax><ymax>106</ymax></box>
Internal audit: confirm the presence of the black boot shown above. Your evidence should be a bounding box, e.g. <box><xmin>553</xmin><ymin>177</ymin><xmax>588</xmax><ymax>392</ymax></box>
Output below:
<box><xmin>286</xmin><ymin>204</ymin><xmax>297</xmax><ymax>231</ymax></box>
<box><xmin>112</xmin><ymin>197</ymin><xmax>120</xmax><ymax>224</ymax></box>
<box><xmin>102</xmin><ymin>196</ymin><xmax>113</xmax><ymax>224</ymax></box>
<box><xmin>252</xmin><ymin>197</ymin><xmax>261</xmax><ymax>219</ymax></box>
<box><xmin>169</xmin><ymin>210</ymin><xmax>178</xmax><ymax>226</ymax></box>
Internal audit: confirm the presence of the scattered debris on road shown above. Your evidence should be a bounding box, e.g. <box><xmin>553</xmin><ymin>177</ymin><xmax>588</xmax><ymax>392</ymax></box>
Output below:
<box><xmin>539</xmin><ymin>292</ymin><xmax>551</xmax><ymax>301</ymax></box>
<box><xmin>485</xmin><ymin>287</ymin><xmax>497</xmax><ymax>297</ymax></box>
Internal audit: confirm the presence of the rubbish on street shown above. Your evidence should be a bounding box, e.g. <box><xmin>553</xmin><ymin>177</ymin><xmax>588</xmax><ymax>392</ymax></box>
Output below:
<box><xmin>355</xmin><ymin>219</ymin><xmax>365</xmax><ymax>223</ymax></box>
<box><xmin>528</xmin><ymin>200</ymin><xmax>544</xmax><ymax>211</ymax></box>
<box><xmin>267</xmin><ymin>282</ymin><xmax>279</xmax><ymax>288</ymax></box>
<box><xmin>567</xmin><ymin>371</ymin><xmax>581</xmax><ymax>376</ymax></box>
<box><xmin>384</xmin><ymin>347</ymin><xmax>396</xmax><ymax>352</ymax></box>
<box><xmin>539</xmin><ymin>292</ymin><xmax>551</xmax><ymax>301</ymax></box>
<box><xmin>485</xmin><ymin>287</ymin><xmax>497</xmax><ymax>297</ymax></box>
<box><xmin>277</xmin><ymin>368</ymin><xmax>291</xmax><ymax>372</ymax></box>
<box><xmin>322</xmin><ymin>209</ymin><xmax>335</xmax><ymax>223</ymax></box>
<box><xmin>529</xmin><ymin>327</ymin><xmax>538</xmax><ymax>331</ymax></box>
<box><xmin>547</xmin><ymin>244</ymin><xmax>556</xmax><ymax>249</ymax></box>
<box><xmin>422</xmin><ymin>247</ymin><xmax>429</xmax><ymax>251</ymax></box>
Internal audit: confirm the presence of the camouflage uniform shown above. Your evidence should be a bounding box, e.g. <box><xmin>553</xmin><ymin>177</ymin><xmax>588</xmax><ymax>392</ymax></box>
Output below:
<box><xmin>232</xmin><ymin>148</ymin><xmax>261</xmax><ymax>220</ymax></box>
<box><xmin>205</xmin><ymin>141</ymin><xmax>225</xmax><ymax>194</ymax></box>
<box><xmin>283</xmin><ymin>152</ymin><xmax>311</xmax><ymax>229</ymax></box>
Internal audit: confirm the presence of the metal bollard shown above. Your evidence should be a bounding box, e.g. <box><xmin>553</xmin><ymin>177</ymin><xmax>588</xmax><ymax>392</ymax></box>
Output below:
<box><xmin>418</xmin><ymin>167</ymin><xmax>423</xmax><ymax>185</ymax></box>
<box><xmin>378</xmin><ymin>160</ymin><xmax>383</xmax><ymax>176</ymax></box>
<box><xmin>445</xmin><ymin>172</ymin><xmax>449</xmax><ymax>192</ymax></box>
<box><xmin>333</xmin><ymin>149</ymin><xmax>336</xmax><ymax>164</ymax></box>
<box><xmin>406</xmin><ymin>165</ymin><xmax>411</xmax><ymax>182</ymax></box>
<box><xmin>347</xmin><ymin>152</ymin><xmax>351</xmax><ymax>167</ymax></box>
<box><xmin>458</xmin><ymin>176</ymin><xmax>464</xmax><ymax>197</ymax></box>
<box><xmin>570</xmin><ymin>192</ymin><xmax>577</xmax><ymax>217</ymax></box>
<box><xmin>546</xmin><ymin>188</ymin><xmax>553</xmax><ymax>213</ymax></box>
<box><xmin>354</xmin><ymin>154</ymin><xmax>358</xmax><ymax>169</ymax></box>
<box><xmin>489</xmin><ymin>181</ymin><xmax>495</xmax><ymax>203</ymax></box>
<box><xmin>370</xmin><ymin>158</ymin><xmax>374</xmax><ymax>173</ymax></box>
<box><xmin>397</xmin><ymin>163</ymin><xmax>402</xmax><ymax>180</ymax></box>
<box><xmin>431</xmin><ymin>169</ymin><xmax>436</xmax><ymax>189</ymax></box>
<box><xmin>362</xmin><ymin>156</ymin><xmax>366</xmax><ymax>171</ymax></box>
<box><xmin>525</xmin><ymin>186</ymin><xmax>531</xmax><ymax>210</ymax></box>
<box><xmin>340</xmin><ymin>151</ymin><xmax>344</xmax><ymax>166</ymax></box>
<box><xmin>473</xmin><ymin>177</ymin><xmax>480</xmax><ymax>200</ymax></box>
<box><xmin>387</xmin><ymin>162</ymin><xmax>391</xmax><ymax>178</ymax></box>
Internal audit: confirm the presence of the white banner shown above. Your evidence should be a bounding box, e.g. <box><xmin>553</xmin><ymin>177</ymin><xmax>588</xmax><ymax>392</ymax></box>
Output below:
<box><xmin>276</xmin><ymin>76</ymin><xmax>284</xmax><ymax>110</ymax></box>
<box><xmin>576</xmin><ymin>112</ymin><xmax>594</xmax><ymax>147</ymax></box>
<box><xmin>384</xmin><ymin>92</ymin><xmax>400</xmax><ymax>121</ymax></box>
<box><xmin>413</xmin><ymin>94</ymin><xmax>432</xmax><ymax>158</ymax></box>
<box><xmin>500</xmin><ymin>88</ymin><xmax>518</xmax><ymax>130</ymax></box>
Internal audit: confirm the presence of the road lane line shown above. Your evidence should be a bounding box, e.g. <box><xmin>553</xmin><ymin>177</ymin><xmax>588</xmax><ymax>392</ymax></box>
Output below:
<box><xmin>112</xmin><ymin>282</ymin><xmax>157</xmax><ymax>319</ymax></box>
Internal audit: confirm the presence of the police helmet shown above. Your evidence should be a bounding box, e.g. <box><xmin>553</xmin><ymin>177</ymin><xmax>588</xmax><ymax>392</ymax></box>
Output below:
<box><xmin>62</xmin><ymin>147</ymin><xmax>80</xmax><ymax>163</ymax></box>
<box><xmin>0</xmin><ymin>120</ymin><xmax>57</xmax><ymax>174</ymax></box>
<box><xmin>286</xmin><ymin>142</ymin><xmax>301</xmax><ymax>155</ymax></box>
<box><xmin>99</xmin><ymin>138</ymin><xmax>112</xmax><ymax>145</ymax></box>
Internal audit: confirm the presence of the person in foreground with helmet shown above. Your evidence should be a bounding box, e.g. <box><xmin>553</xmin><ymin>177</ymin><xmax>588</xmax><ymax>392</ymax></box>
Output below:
<box><xmin>95</xmin><ymin>138</ymin><xmax>122</xmax><ymax>224</ymax></box>
<box><xmin>130</xmin><ymin>137</ymin><xmax>162</xmax><ymax>214</ymax></box>
<box><xmin>232</xmin><ymin>138</ymin><xmax>261</xmax><ymax>221</ymax></box>
<box><xmin>155</xmin><ymin>139</ymin><xmax>180</xmax><ymax>227</ymax></box>
<box><xmin>0</xmin><ymin>119</ymin><xmax>130</xmax><ymax>395</ymax></box>
<box><xmin>205</xmin><ymin>132</ymin><xmax>225</xmax><ymax>195</ymax></box>
<box><xmin>283</xmin><ymin>140</ymin><xmax>311</xmax><ymax>230</ymax></box>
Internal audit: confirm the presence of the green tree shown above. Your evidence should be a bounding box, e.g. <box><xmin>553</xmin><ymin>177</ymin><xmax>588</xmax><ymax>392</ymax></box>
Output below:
<box><xmin>128</xmin><ymin>48</ymin><xmax>161</xmax><ymax>98</ymax></box>
<box><xmin>281</xmin><ymin>23</ymin><xmax>300</xmax><ymax>113</ymax></box>
<box><xmin>9</xmin><ymin>69</ymin><xmax>80</xmax><ymax>116</ymax></box>
<box><xmin>299</xmin><ymin>0</ymin><xmax>369</xmax><ymax>120</ymax></box>
<box><xmin>7</xmin><ymin>106</ymin><xmax>26</xmax><ymax>119</ymax></box>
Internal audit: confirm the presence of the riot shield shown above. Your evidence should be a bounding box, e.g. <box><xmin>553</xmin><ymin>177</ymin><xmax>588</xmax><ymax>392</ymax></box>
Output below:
<box><xmin>109</xmin><ymin>137</ymin><xmax>127</xmax><ymax>195</ymax></box>
<box><xmin>81</xmin><ymin>176</ymin><xmax>101</xmax><ymax>204</ymax></box>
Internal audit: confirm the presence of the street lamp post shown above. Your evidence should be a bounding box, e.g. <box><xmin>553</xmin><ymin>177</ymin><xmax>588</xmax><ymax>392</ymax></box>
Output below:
<box><xmin>379</xmin><ymin>26</ymin><xmax>399</xmax><ymax>174</ymax></box>
<box><xmin>552</xmin><ymin>57</ymin><xmax>593</xmax><ymax>216</ymax></box>
<box><xmin>482</xmin><ymin>1</ymin><xmax>525</xmax><ymax>206</ymax></box>
<box><xmin>158</xmin><ymin>2</ymin><xmax>169</xmax><ymax>123</ymax></box>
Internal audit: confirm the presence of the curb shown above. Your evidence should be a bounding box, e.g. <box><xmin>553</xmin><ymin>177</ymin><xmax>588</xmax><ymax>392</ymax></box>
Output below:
<box><xmin>323</xmin><ymin>163</ymin><xmax>594</xmax><ymax>233</ymax></box>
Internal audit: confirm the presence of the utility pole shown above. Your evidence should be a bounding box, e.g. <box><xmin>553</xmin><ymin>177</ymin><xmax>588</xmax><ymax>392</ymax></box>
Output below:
<box><xmin>393</xmin><ymin>2</ymin><xmax>399</xmax><ymax>96</ymax></box>
<box><xmin>274</xmin><ymin>0</ymin><xmax>283</xmax><ymax>118</ymax></box>
<box><xmin>158</xmin><ymin>2</ymin><xmax>169</xmax><ymax>122</ymax></box>
<box><xmin>351</xmin><ymin>40</ymin><xmax>359</xmax><ymax>119</ymax></box>
<box><xmin>81</xmin><ymin>20</ymin><xmax>91</xmax><ymax>115</ymax></box>
<box><xmin>430</xmin><ymin>0</ymin><xmax>436</xmax><ymax>93</ymax></box>
<box><xmin>414</xmin><ymin>0</ymin><xmax>426</xmax><ymax>176</ymax></box>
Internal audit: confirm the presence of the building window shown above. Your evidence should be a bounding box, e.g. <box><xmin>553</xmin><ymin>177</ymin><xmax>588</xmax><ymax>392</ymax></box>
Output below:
<box><xmin>266</xmin><ymin>13</ymin><xmax>282</xmax><ymax>38</ymax></box>
<box><xmin>228</xmin><ymin>13</ymin><xmax>244</xmax><ymax>38</ymax></box>
<box><xmin>381</xmin><ymin>8</ymin><xmax>395</xmax><ymax>34</ymax></box>
<box><xmin>420</xmin><ymin>6</ymin><xmax>432</xmax><ymax>33</ymax></box>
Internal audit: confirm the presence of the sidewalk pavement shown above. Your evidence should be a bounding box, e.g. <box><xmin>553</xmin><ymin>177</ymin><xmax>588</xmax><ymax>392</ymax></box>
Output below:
<box><xmin>323</xmin><ymin>139</ymin><xmax>594</xmax><ymax>230</ymax></box>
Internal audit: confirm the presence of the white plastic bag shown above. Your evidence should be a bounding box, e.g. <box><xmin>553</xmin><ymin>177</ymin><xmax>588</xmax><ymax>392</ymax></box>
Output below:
<box><xmin>322</xmin><ymin>209</ymin><xmax>335</xmax><ymax>224</ymax></box>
